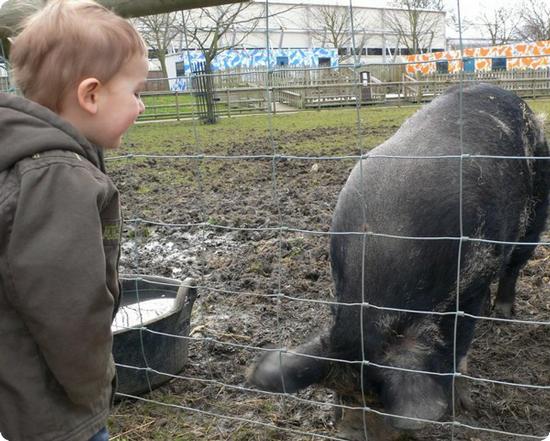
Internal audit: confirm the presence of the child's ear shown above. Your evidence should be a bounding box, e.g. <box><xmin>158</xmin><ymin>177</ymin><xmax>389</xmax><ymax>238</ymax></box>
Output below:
<box><xmin>77</xmin><ymin>78</ymin><xmax>101</xmax><ymax>115</ymax></box>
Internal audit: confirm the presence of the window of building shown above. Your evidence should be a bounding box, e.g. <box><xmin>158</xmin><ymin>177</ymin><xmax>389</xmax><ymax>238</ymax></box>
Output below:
<box><xmin>276</xmin><ymin>56</ymin><xmax>289</xmax><ymax>66</ymax></box>
<box><xmin>400</xmin><ymin>48</ymin><xmax>411</xmax><ymax>55</ymax></box>
<box><xmin>175</xmin><ymin>61</ymin><xmax>185</xmax><ymax>77</ymax></box>
<box><xmin>436</xmin><ymin>60</ymin><xmax>449</xmax><ymax>74</ymax></box>
<box><xmin>338</xmin><ymin>47</ymin><xmax>348</xmax><ymax>56</ymax></box>
<box><xmin>367</xmin><ymin>48</ymin><xmax>383</xmax><ymax>56</ymax></box>
<box><xmin>492</xmin><ymin>57</ymin><xmax>507</xmax><ymax>71</ymax></box>
<box><xmin>318</xmin><ymin>57</ymin><xmax>331</xmax><ymax>67</ymax></box>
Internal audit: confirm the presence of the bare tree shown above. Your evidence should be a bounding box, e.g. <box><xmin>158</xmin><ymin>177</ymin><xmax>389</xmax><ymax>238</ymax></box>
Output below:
<box><xmin>306</xmin><ymin>5</ymin><xmax>368</xmax><ymax>63</ymax></box>
<box><xmin>446</xmin><ymin>7</ymin><xmax>473</xmax><ymax>38</ymax></box>
<box><xmin>179</xmin><ymin>3</ymin><xmax>294</xmax><ymax>123</ymax></box>
<box><xmin>180</xmin><ymin>3</ymin><xmax>263</xmax><ymax>73</ymax></box>
<box><xmin>0</xmin><ymin>0</ymin><xmax>247</xmax><ymax>39</ymax></box>
<box><xmin>134</xmin><ymin>13</ymin><xmax>180</xmax><ymax>78</ymax></box>
<box><xmin>385</xmin><ymin>0</ymin><xmax>445</xmax><ymax>55</ymax></box>
<box><xmin>0</xmin><ymin>0</ymin><xmax>247</xmax><ymax>64</ymax></box>
<box><xmin>477</xmin><ymin>7</ymin><xmax>518</xmax><ymax>45</ymax></box>
<box><xmin>517</xmin><ymin>0</ymin><xmax>550</xmax><ymax>41</ymax></box>
<box><xmin>179</xmin><ymin>3</ymin><xmax>264</xmax><ymax>123</ymax></box>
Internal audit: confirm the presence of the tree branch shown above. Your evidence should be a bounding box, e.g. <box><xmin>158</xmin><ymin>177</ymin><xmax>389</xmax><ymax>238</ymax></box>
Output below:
<box><xmin>0</xmin><ymin>0</ymin><xmax>249</xmax><ymax>39</ymax></box>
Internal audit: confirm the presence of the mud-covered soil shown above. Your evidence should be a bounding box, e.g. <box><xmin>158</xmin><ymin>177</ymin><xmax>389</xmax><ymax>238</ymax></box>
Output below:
<box><xmin>108</xmin><ymin>119</ymin><xmax>550</xmax><ymax>441</ymax></box>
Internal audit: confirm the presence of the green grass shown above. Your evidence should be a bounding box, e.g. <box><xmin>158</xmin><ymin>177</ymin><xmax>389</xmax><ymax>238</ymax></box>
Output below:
<box><xmin>142</xmin><ymin>94</ymin><xmax>195</xmax><ymax>107</ymax></box>
<box><xmin>121</xmin><ymin>97</ymin><xmax>550</xmax><ymax>157</ymax></box>
<box><xmin>120</xmin><ymin>105</ymin><xmax>419</xmax><ymax>157</ymax></box>
<box><xmin>527</xmin><ymin>98</ymin><xmax>550</xmax><ymax>118</ymax></box>
<box><xmin>140</xmin><ymin>92</ymin><xmax>237</xmax><ymax>121</ymax></box>
<box><xmin>140</xmin><ymin>93</ymin><xmax>196</xmax><ymax>120</ymax></box>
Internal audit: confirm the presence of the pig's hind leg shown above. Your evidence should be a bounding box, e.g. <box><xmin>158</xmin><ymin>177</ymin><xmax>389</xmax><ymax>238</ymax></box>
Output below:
<box><xmin>494</xmin><ymin>196</ymin><xmax>548</xmax><ymax>318</ymax></box>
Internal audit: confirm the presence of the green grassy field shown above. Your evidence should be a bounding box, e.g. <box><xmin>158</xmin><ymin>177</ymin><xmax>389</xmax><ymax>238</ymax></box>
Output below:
<box><xmin>140</xmin><ymin>93</ymin><xmax>196</xmax><ymax>120</ymax></box>
<box><xmin>125</xmin><ymin>97</ymin><xmax>550</xmax><ymax>155</ymax></box>
<box><xmin>126</xmin><ymin>106</ymin><xmax>415</xmax><ymax>153</ymax></box>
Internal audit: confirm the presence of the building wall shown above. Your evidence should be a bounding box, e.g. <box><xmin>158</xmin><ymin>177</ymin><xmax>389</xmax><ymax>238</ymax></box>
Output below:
<box><xmin>405</xmin><ymin>40</ymin><xmax>550</xmax><ymax>75</ymax></box>
<box><xmin>166</xmin><ymin>47</ymin><xmax>338</xmax><ymax>90</ymax></box>
<box><xmin>160</xmin><ymin>1</ymin><xmax>447</xmax><ymax>90</ymax></box>
<box><xmin>169</xmin><ymin>47</ymin><xmax>338</xmax><ymax>73</ymax></box>
<box><xmin>170</xmin><ymin>2</ymin><xmax>446</xmax><ymax>65</ymax></box>
<box><xmin>243</xmin><ymin>3</ymin><xmax>447</xmax><ymax>58</ymax></box>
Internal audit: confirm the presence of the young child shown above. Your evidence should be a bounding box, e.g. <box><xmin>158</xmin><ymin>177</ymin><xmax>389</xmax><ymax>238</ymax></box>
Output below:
<box><xmin>0</xmin><ymin>1</ymin><xmax>148</xmax><ymax>440</ymax></box>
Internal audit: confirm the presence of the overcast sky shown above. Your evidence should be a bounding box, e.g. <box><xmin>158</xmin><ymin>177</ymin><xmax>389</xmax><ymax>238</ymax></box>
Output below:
<box><xmin>347</xmin><ymin>0</ymin><xmax>520</xmax><ymax>37</ymax></box>
<box><xmin>444</xmin><ymin>0</ymin><xmax>518</xmax><ymax>38</ymax></box>
<box><xmin>0</xmin><ymin>0</ymin><xmax>520</xmax><ymax>39</ymax></box>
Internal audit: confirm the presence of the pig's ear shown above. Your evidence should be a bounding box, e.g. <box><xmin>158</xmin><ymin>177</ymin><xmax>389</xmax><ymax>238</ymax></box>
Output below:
<box><xmin>381</xmin><ymin>372</ymin><xmax>448</xmax><ymax>430</ymax></box>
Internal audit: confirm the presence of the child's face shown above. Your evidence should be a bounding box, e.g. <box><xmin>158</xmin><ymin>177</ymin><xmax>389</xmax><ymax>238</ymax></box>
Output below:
<box><xmin>92</xmin><ymin>54</ymin><xmax>148</xmax><ymax>149</ymax></box>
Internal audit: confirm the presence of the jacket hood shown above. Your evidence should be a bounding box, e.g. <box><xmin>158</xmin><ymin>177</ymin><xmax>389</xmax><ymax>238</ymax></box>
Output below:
<box><xmin>0</xmin><ymin>92</ymin><xmax>104</xmax><ymax>172</ymax></box>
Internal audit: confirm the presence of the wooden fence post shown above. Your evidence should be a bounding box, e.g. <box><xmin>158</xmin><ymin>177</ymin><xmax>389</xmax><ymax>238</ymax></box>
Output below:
<box><xmin>227</xmin><ymin>89</ymin><xmax>231</xmax><ymax>118</ymax></box>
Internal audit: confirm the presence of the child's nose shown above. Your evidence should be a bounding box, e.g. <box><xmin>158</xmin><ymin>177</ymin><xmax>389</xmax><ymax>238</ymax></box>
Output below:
<box><xmin>138</xmin><ymin>98</ymin><xmax>145</xmax><ymax>114</ymax></box>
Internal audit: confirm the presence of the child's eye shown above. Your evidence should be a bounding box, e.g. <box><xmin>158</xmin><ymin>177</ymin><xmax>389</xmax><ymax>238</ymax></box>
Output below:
<box><xmin>134</xmin><ymin>92</ymin><xmax>141</xmax><ymax>98</ymax></box>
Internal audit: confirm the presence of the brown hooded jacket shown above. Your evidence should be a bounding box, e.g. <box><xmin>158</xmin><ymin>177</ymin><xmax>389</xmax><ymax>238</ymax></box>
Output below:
<box><xmin>0</xmin><ymin>92</ymin><xmax>121</xmax><ymax>441</ymax></box>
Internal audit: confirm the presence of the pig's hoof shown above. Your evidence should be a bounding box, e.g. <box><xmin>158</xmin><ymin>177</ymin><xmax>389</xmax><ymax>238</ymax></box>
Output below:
<box><xmin>246</xmin><ymin>350</ymin><xmax>285</xmax><ymax>392</ymax></box>
<box><xmin>493</xmin><ymin>301</ymin><xmax>513</xmax><ymax>319</ymax></box>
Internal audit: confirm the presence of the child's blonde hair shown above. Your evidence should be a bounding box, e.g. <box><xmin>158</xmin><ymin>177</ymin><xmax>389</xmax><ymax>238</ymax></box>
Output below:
<box><xmin>10</xmin><ymin>0</ymin><xmax>147</xmax><ymax>112</ymax></box>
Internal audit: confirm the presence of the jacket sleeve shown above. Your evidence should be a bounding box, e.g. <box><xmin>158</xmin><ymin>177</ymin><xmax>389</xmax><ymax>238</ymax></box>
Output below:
<box><xmin>7</xmin><ymin>159</ymin><xmax>116</xmax><ymax>406</ymax></box>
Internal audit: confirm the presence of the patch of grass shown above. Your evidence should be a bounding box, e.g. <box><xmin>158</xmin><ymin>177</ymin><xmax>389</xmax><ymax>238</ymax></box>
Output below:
<box><xmin>142</xmin><ymin>94</ymin><xmax>195</xmax><ymax>107</ymax></box>
<box><xmin>140</xmin><ymin>93</ymin><xmax>232</xmax><ymax>121</ymax></box>
<box><xmin>127</xmin><ymin>96</ymin><xmax>550</xmax><ymax>155</ymax></box>
<box><xmin>527</xmin><ymin>98</ymin><xmax>550</xmax><ymax>138</ymax></box>
<box><xmin>140</xmin><ymin>93</ymin><xmax>195</xmax><ymax>121</ymax></box>
<box><xmin>117</xmin><ymin>105</ymin><xmax>419</xmax><ymax>159</ymax></box>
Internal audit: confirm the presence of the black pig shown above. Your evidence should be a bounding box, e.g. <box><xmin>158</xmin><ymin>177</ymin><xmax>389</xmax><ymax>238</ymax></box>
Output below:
<box><xmin>248</xmin><ymin>84</ymin><xmax>549</xmax><ymax>440</ymax></box>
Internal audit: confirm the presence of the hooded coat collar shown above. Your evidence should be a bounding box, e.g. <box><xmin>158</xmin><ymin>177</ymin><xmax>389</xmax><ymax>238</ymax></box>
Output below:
<box><xmin>0</xmin><ymin>92</ymin><xmax>104</xmax><ymax>172</ymax></box>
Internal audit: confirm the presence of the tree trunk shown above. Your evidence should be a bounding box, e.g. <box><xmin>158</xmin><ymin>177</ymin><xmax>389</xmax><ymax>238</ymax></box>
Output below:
<box><xmin>0</xmin><ymin>0</ymin><xmax>248</xmax><ymax>39</ymax></box>
<box><xmin>156</xmin><ymin>52</ymin><xmax>171</xmax><ymax>91</ymax></box>
<box><xmin>203</xmin><ymin>61</ymin><xmax>217</xmax><ymax>124</ymax></box>
<box><xmin>158</xmin><ymin>52</ymin><xmax>169</xmax><ymax>79</ymax></box>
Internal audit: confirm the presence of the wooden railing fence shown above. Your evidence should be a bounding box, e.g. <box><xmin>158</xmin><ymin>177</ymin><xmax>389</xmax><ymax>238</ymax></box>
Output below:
<box><xmin>136</xmin><ymin>66</ymin><xmax>550</xmax><ymax>121</ymax></box>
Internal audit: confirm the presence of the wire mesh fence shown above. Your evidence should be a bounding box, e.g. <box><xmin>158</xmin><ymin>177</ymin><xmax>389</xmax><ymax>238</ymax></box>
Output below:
<box><xmin>108</xmin><ymin>61</ymin><xmax>550</xmax><ymax>441</ymax></box>
<box><xmin>105</xmin><ymin>0</ymin><xmax>550</xmax><ymax>436</ymax></box>
<box><xmin>108</xmin><ymin>135</ymin><xmax>550</xmax><ymax>439</ymax></box>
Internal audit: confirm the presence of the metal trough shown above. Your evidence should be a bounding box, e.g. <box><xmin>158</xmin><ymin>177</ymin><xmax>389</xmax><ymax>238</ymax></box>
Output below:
<box><xmin>113</xmin><ymin>275</ymin><xmax>197</xmax><ymax>396</ymax></box>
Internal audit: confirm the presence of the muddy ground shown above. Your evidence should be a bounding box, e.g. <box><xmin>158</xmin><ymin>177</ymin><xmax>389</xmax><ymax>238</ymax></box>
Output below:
<box><xmin>108</xmin><ymin>120</ymin><xmax>549</xmax><ymax>441</ymax></box>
